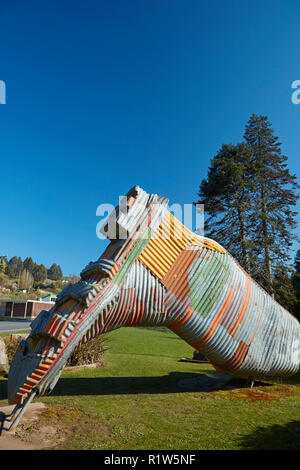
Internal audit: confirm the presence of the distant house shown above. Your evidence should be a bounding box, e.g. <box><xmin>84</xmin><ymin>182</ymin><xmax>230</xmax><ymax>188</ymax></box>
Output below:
<box><xmin>0</xmin><ymin>298</ymin><xmax>55</xmax><ymax>320</ymax></box>
<box><xmin>40</xmin><ymin>294</ymin><xmax>57</xmax><ymax>303</ymax></box>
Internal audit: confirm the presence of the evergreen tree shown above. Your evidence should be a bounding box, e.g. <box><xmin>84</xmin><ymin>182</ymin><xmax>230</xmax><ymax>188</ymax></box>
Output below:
<box><xmin>47</xmin><ymin>263</ymin><xmax>63</xmax><ymax>280</ymax></box>
<box><xmin>5</xmin><ymin>256</ymin><xmax>23</xmax><ymax>278</ymax></box>
<box><xmin>16</xmin><ymin>257</ymin><xmax>24</xmax><ymax>277</ymax></box>
<box><xmin>32</xmin><ymin>264</ymin><xmax>47</xmax><ymax>283</ymax></box>
<box><xmin>5</xmin><ymin>256</ymin><xmax>17</xmax><ymax>277</ymax></box>
<box><xmin>244</xmin><ymin>114</ymin><xmax>299</xmax><ymax>295</ymax></box>
<box><xmin>272</xmin><ymin>264</ymin><xmax>297</xmax><ymax>312</ymax></box>
<box><xmin>195</xmin><ymin>143</ymin><xmax>256</xmax><ymax>273</ymax></box>
<box><xmin>23</xmin><ymin>257</ymin><xmax>36</xmax><ymax>274</ymax></box>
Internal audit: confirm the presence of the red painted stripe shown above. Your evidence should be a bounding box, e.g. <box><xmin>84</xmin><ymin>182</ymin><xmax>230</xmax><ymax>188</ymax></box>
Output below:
<box><xmin>169</xmin><ymin>307</ymin><xmax>194</xmax><ymax>330</ymax></box>
<box><xmin>16</xmin><ymin>281</ymin><xmax>115</xmax><ymax>399</ymax></box>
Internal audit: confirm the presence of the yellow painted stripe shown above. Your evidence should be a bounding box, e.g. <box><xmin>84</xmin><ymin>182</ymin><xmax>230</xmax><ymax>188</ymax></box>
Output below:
<box><xmin>138</xmin><ymin>212</ymin><xmax>226</xmax><ymax>280</ymax></box>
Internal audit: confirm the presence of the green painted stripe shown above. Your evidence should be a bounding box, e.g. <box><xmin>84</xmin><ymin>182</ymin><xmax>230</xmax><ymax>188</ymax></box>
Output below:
<box><xmin>189</xmin><ymin>251</ymin><xmax>231</xmax><ymax>317</ymax></box>
<box><xmin>114</xmin><ymin>226</ymin><xmax>152</xmax><ymax>286</ymax></box>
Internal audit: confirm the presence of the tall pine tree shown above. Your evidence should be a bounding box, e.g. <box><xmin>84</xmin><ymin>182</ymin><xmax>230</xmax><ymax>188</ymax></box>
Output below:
<box><xmin>23</xmin><ymin>257</ymin><xmax>36</xmax><ymax>274</ymax></box>
<box><xmin>272</xmin><ymin>264</ymin><xmax>297</xmax><ymax>312</ymax></box>
<box><xmin>47</xmin><ymin>263</ymin><xmax>63</xmax><ymax>280</ymax></box>
<box><xmin>195</xmin><ymin>142</ymin><xmax>256</xmax><ymax>273</ymax></box>
<box><xmin>244</xmin><ymin>114</ymin><xmax>299</xmax><ymax>295</ymax></box>
<box><xmin>196</xmin><ymin>115</ymin><xmax>299</xmax><ymax>306</ymax></box>
<box><xmin>5</xmin><ymin>256</ymin><xmax>23</xmax><ymax>278</ymax></box>
<box><xmin>32</xmin><ymin>264</ymin><xmax>47</xmax><ymax>283</ymax></box>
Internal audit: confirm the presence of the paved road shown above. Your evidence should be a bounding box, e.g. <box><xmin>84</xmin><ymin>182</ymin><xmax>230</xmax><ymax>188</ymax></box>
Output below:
<box><xmin>0</xmin><ymin>320</ymin><xmax>31</xmax><ymax>333</ymax></box>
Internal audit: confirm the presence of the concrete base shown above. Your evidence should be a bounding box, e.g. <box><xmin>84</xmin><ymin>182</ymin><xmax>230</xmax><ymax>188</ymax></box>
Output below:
<box><xmin>0</xmin><ymin>402</ymin><xmax>47</xmax><ymax>450</ymax></box>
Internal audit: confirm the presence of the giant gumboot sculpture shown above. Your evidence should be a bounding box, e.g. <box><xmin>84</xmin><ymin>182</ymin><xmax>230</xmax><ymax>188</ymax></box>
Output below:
<box><xmin>5</xmin><ymin>186</ymin><xmax>300</xmax><ymax>429</ymax></box>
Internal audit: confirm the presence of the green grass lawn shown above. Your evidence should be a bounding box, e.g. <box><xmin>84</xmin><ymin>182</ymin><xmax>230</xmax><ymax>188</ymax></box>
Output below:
<box><xmin>0</xmin><ymin>326</ymin><xmax>299</xmax><ymax>450</ymax></box>
<box><xmin>0</xmin><ymin>330</ymin><xmax>30</xmax><ymax>337</ymax></box>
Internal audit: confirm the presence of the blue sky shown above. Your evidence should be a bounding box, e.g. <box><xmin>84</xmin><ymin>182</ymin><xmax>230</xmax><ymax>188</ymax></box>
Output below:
<box><xmin>0</xmin><ymin>0</ymin><xmax>299</xmax><ymax>275</ymax></box>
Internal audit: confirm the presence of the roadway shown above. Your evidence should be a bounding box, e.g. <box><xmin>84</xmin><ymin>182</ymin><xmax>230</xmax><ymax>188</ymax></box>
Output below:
<box><xmin>0</xmin><ymin>320</ymin><xmax>32</xmax><ymax>333</ymax></box>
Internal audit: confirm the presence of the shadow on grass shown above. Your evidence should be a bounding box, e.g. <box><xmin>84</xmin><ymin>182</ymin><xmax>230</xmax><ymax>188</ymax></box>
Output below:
<box><xmin>0</xmin><ymin>372</ymin><xmax>201</xmax><ymax>401</ymax></box>
<box><xmin>0</xmin><ymin>371</ymin><xmax>274</xmax><ymax>401</ymax></box>
<box><xmin>0</xmin><ymin>372</ymin><xmax>221</xmax><ymax>401</ymax></box>
<box><xmin>239</xmin><ymin>420</ymin><xmax>300</xmax><ymax>450</ymax></box>
<box><xmin>1</xmin><ymin>368</ymin><xmax>298</xmax><ymax>402</ymax></box>
<box><xmin>260</xmin><ymin>372</ymin><xmax>300</xmax><ymax>387</ymax></box>
<box><xmin>52</xmin><ymin>372</ymin><xmax>230</xmax><ymax>396</ymax></box>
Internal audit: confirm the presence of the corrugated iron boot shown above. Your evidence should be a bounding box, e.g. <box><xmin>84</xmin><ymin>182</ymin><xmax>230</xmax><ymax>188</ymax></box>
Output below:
<box><xmin>6</xmin><ymin>186</ymin><xmax>300</xmax><ymax>427</ymax></box>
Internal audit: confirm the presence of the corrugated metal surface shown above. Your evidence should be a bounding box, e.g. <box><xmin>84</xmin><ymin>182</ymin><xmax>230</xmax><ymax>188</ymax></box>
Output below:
<box><xmin>7</xmin><ymin>185</ymin><xmax>300</xmax><ymax>412</ymax></box>
<box><xmin>155</xmin><ymin>244</ymin><xmax>300</xmax><ymax>377</ymax></box>
<box><xmin>138</xmin><ymin>212</ymin><xmax>226</xmax><ymax>280</ymax></box>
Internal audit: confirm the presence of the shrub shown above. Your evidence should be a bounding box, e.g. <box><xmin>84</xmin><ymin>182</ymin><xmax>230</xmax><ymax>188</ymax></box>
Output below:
<box><xmin>66</xmin><ymin>334</ymin><xmax>108</xmax><ymax>367</ymax></box>
<box><xmin>3</xmin><ymin>335</ymin><xmax>22</xmax><ymax>364</ymax></box>
<box><xmin>3</xmin><ymin>333</ymin><xmax>108</xmax><ymax>368</ymax></box>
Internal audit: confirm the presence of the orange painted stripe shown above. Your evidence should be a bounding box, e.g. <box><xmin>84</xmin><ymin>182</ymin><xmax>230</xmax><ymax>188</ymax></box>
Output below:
<box><xmin>24</xmin><ymin>379</ymin><xmax>34</xmax><ymax>386</ymax></box>
<box><xmin>14</xmin><ymin>393</ymin><xmax>25</xmax><ymax>404</ymax></box>
<box><xmin>71</xmin><ymin>307</ymin><xmax>83</xmax><ymax>321</ymax></box>
<box><xmin>44</xmin><ymin>358</ymin><xmax>54</xmax><ymax>365</ymax></box>
<box><xmin>31</xmin><ymin>372</ymin><xmax>42</xmax><ymax>380</ymax></box>
<box><xmin>52</xmin><ymin>319</ymin><xmax>65</xmax><ymax>338</ymax></box>
<box><xmin>21</xmin><ymin>383</ymin><xmax>32</xmax><ymax>391</ymax></box>
<box><xmin>33</xmin><ymin>368</ymin><xmax>47</xmax><ymax>377</ymax></box>
<box><xmin>53</xmin><ymin>319</ymin><xmax>68</xmax><ymax>339</ymax></box>
<box><xmin>169</xmin><ymin>307</ymin><xmax>194</xmax><ymax>330</ymax></box>
<box><xmin>161</xmin><ymin>248</ymin><xmax>186</xmax><ymax>289</ymax></box>
<box><xmin>110</xmin><ymin>263</ymin><xmax>120</xmax><ymax>276</ymax></box>
<box><xmin>26</xmin><ymin>377</ymin><xmax>39</xmax><ymax>385</ymax></box>
<box><xmin>228</xmin><ymin>277</ymin><xmax>251</xmax><ymax>337</ymax></box>
<box><xmin>48</xmin><ymin>317</ymin><xmax>61</xmax><ymax>336</ymax></box>
<box><xmin>162</xmin><ymin>249</ymin><xmax>199</xmax><ymax>302</ymax></box>
<box><xmin>219</xmin><ymin>280</ymin><xmax>243</xmax><ymax>329</ymax></box>
<box><xmin>37</xmin><ymin>363</ymin><xmax>50</xmax><ymax>372</ymax></box>
<box><xmin>247</xmin><ymin>296</ymin><xmax>265</xmax><ymax>346</ymax></box>
<box><xmin>191</xmin><ymin>286</ymin><xmax>234</xmax><ymax>348</ymax></box>
<box><xmin>42</xmin><ymin>317</ymin><xmax>56</xmax><ymax>333</ymax></box>
<box><xmin>163</xmin><ymin>250</ymin><xmax>193</xmax><ymax>289</ymax></box>
<box><xmin>210</xmin><ymin>362</ymin><xmax>227</xmax><ymax>374</ymax></box>
<box><xmin>173</xmin><ymin>252</ymin><xmax>200</xmax><ymax>302</ymax></box>
<box><xmin>219</xmin><ymin>341</ymin><xmax>249</xmax><ymax>371</ymax></box>
<box><xmin>127</xmin><ymin>196</ymin><xmax>135</xmax><ymax>208</ymax></box>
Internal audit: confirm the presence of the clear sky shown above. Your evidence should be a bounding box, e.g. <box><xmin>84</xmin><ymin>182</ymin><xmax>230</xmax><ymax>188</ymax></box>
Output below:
<box><xmin>0</xmin><ymin>0</ymin><xmax>299</xmax><ymax>275</ymax></box>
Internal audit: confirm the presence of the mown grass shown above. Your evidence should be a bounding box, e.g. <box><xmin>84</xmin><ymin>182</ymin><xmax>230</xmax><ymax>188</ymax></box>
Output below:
<box><xmin>0</xmin><ymin>326</ymin><xmax>299</xmax><ymax>450</ymax></box>
<box><xmin>0</xmin><ymin>330</ymin><xmax>30</xmax><ymax>337</ymax></box>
